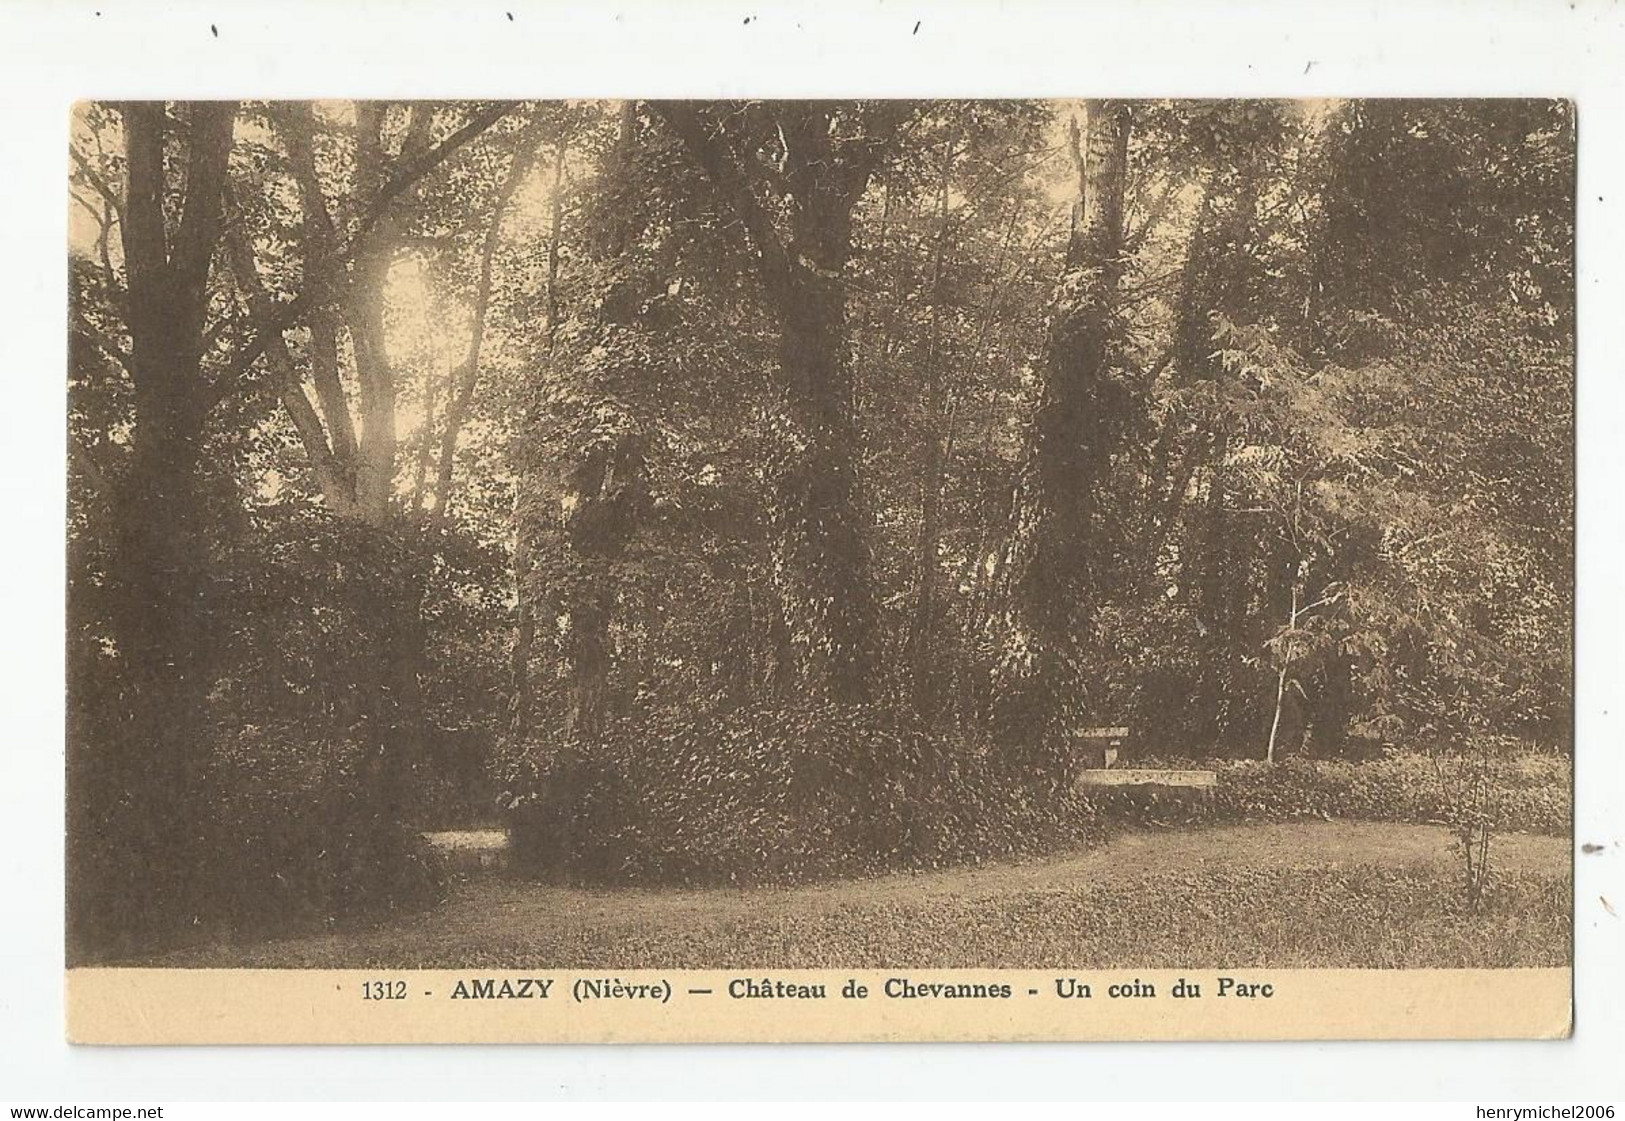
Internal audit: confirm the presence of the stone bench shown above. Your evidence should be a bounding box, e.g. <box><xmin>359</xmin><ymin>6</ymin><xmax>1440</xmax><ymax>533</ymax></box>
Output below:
<box><xmin>420</xmin><ymin>828</ymin><xmax>511</xmax><ymax>873</ymax></box>
<box><xmin>1068</xmin><ymin>725</ymin><xmax>1218</xmax><ymax>794</ymax></box>
<box><xmin>1073</xmin><ymin>767</ymin><xmax>1217</xmax><ymax>790</ymax></box>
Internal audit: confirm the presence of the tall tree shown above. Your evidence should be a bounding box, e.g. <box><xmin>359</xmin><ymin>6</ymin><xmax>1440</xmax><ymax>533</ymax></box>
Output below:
<box><xmin>76</xmin><ymin>100</ymin><xmax>237</xmax><ymax>944</ymax></box>
<box><xmin>995</xmin><ymin>100</ymin><xmax>1135</xmax><ymax>754</ymax></box>
<box><xmin>898</xmin><ymin>131</ymin><xmax>958</xmax><ymax>720</ymax></box>
<box><xmin>656</xmin><ymin>100</ymin><xmax>909</xmax><ymax>704</ymax></box>
<box><xmin>225</xmin><ymin>100</ymin><xmax>517</xmax><ymax>805</ymax></box>
<box><xmin>428</xmin><ymin>116</ymin><xmax>552</xmax><ymax>524</ymax></box>
<box><xmin>507</xmin><ymin>131</ymin><xmax>572</xmax><ymax>737</ymax></box>
<box><xmin>512</xmin><ymin>102</ymin><xmax>656</xmax><ymax>741</ymax></box>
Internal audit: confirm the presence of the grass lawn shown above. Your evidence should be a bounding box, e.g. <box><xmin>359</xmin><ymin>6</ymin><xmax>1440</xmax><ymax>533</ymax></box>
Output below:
<box><xmin>151</xmin><ymin>820</ymin><xmax>1572</xmax><ymax>970</ymax></box>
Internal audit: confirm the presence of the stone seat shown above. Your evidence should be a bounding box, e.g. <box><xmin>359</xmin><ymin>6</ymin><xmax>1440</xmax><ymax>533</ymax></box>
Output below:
<box><xmin>420</xmin><ymin>828</ymin><xmax>511</xmax><ymax>873</ymax></box>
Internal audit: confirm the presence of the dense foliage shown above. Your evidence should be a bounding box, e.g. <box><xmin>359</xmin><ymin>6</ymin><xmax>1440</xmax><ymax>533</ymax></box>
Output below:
<box><xmin>1092</xmin><ymin>745</ymin><xmax>1571</xmax><ymax>837</ymax></box>
<box><xmin>499</xmin><ymin>702</ymin><xmax>1096</xmax><ymax>885</ymax></box>
<box><xmin>67</xmin><ymin>99</ymin><xmax>1572</xmax><ymax>955</ymax></box>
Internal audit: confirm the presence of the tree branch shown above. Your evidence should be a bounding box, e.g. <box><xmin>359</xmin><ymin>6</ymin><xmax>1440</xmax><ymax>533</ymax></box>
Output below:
<box><xmin>223</xmin><ymin>202</ymin><xmax>357</xmax><ymax>512</ymax></box>
<box><xmin>431</xmin><ymin>117</ymin><xmax>551</xmax><ymax>522</ymax></box>
<box><xmin>69</xmin><ymin>145</ymin><xmax>127</xmax><ymax>229</ymax></box>
<box><xmin>205</xmin><ymin>99</ymin><xmax>520</xmax><ymax>413</ymax></box>
<box><xmin>170</xmin><ymin>102</ymin><xmax>239</xmax><ymax>299</ymax></box>
<box><xmin>117</xmin><ymin>102</ymin><xmax>170</xmax><ymax>331</ymax></box>
<box><xmin>654</xmin><ymin>101</ymin><xmax>794</xmax><ymax>301</ymax></box>
<box><xmin>71</xmin><ymin>310</ymin><xmax>133</xmax><ymax>374</ymax></box>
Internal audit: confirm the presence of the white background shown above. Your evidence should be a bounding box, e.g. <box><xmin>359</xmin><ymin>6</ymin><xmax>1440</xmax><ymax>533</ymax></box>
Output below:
<box><xmin>1</xmin><ymin>0</ymin><xmax>1621</xmax><ymax>1102</ymax></box>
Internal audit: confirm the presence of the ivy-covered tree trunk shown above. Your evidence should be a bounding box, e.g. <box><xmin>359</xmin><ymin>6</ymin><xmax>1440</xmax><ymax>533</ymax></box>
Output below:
<box><xmin>774</xmin><ymin>211</ymin><xmax>875</xmax><ymax>705</ymax></box>
<box><xmin>507</xmin><ymin>140</ymin><xmax>568</xmax><ymax>738</ymax></box>
<box><xmin>511</xmin><ymin>102</ymin><xmax>652</xmax><ymax>745</ymax></box>
<box><xmin>904</xmin><ymin>135</ymin><xmax>957</xmax><ymax>724</ymax></box>
<box><xmin>998</xmin><ymin>100</ymin><xmax>1134</xmax><ymax>756</ymax></box>
<box><xmin>558</xmin><ymin>435</ymin><xmax>646</xmax><ymax>739</ymax></box>
<box><xmin>657</xmin><ymin>100</ymin><xmax>901</xmax><ymax>706</ymax></box>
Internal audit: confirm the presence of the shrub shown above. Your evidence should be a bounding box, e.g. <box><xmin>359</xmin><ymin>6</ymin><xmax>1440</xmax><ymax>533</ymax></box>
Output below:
<box><xmin>1113</xmin><ymin>740</ymin><xmax>1570</xmax><ymax>835</ymax></box>
<box><xmin>203</xmin><ymin>723</ymin><xmax>445</xmax><ymax>937</ymax></box>
<box><xmin>498</xmin><ymin>701</ymin><xmax>1096</xmax><ymax>886</ymax></box>
<box><xmin>495</xmin><ymin>721</ymin><xmax>1568</xmax><ymax>890</ymax></box>
<box><xmin>69</xmin><ymin>721</ymin><xmax>446</xmax><ymax>964</ymax></box>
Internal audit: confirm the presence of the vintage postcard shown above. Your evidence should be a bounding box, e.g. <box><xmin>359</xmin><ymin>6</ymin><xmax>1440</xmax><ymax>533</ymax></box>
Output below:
<box><xmin>65</xmin><ymin>98</ymin><xmax>1574</xmax><ymax>1044</ymax></box>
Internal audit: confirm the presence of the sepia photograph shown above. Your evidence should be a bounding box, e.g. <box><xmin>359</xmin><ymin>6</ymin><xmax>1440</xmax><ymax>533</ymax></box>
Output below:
<box><xmin>63</xmin><ymin>96</ymin><xmax>1574</xmax><ymax>1038</ymax></box>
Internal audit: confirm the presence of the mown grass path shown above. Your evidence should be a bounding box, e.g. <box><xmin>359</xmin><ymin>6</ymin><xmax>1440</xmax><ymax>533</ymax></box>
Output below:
<box><xmin>159</xmin><ymin>821</ymin><xmax>1572</xmax><ymax>970</ymax></box>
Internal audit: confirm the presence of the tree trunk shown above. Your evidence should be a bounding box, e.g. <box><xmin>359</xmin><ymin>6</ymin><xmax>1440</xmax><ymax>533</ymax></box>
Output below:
<box><xmin>280</xmin><ymin>102</ymin><xmax>443</xmax><ymax>796</ymax></box>
<box><xmin>557</xmin><ymin>437</ymin><xmax>644</xmax><ymax>739</ymax></box>
<box><xmin>1266</xmin><ymin>582</ymin><xmax>1302</xmax><ymax>764</ymax></box>
<box><xmin>430</xmin><ymin>120</ymin><xmax>550</xmax><ymax>523</ymax></box>
<box><xmin>348</xmin><ymin>234</ymin><xmax>399</xmax><ymax>526</ymax></box>
<box><xmin>657</xmin><ymin>100</ymin><xmax>898</xmax><ymax>706</ymax></box>
<box><xmin>905</xmin><ymin>134</ymin><xmax>957</xmax><ymax>723</ymax></box>
<box><xmin>506</xmin><ymin>533</ymin><xmax>537</xmax><ymax>739</ymax></box>
<box><xmin>409</xmin><ymin>364</ymin><xmax>445</xmax><ymax>511</ymax></box>
<box><xmin>563</xmin><ymin>585</ymin><xmax>611</xmax><ymax>740</ymax></box>
<box><xmin>1000</xmin><ymin>100</ymin><xmax>1134</xmax><ymax>751</ymax></box>
<box><xmin>508</xmin><ymin>132</ymin><xmax>570</xmax><ymax>739</ymax></box>
<box><xmin>774</xmin><ymin>247</ymin><xmax>875</xmax><ymax>704</ymax></box>
<box><xmin>80</xmin><ymin>101</ymin><xmax>237</xmax><ymax>950</ymax></box>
